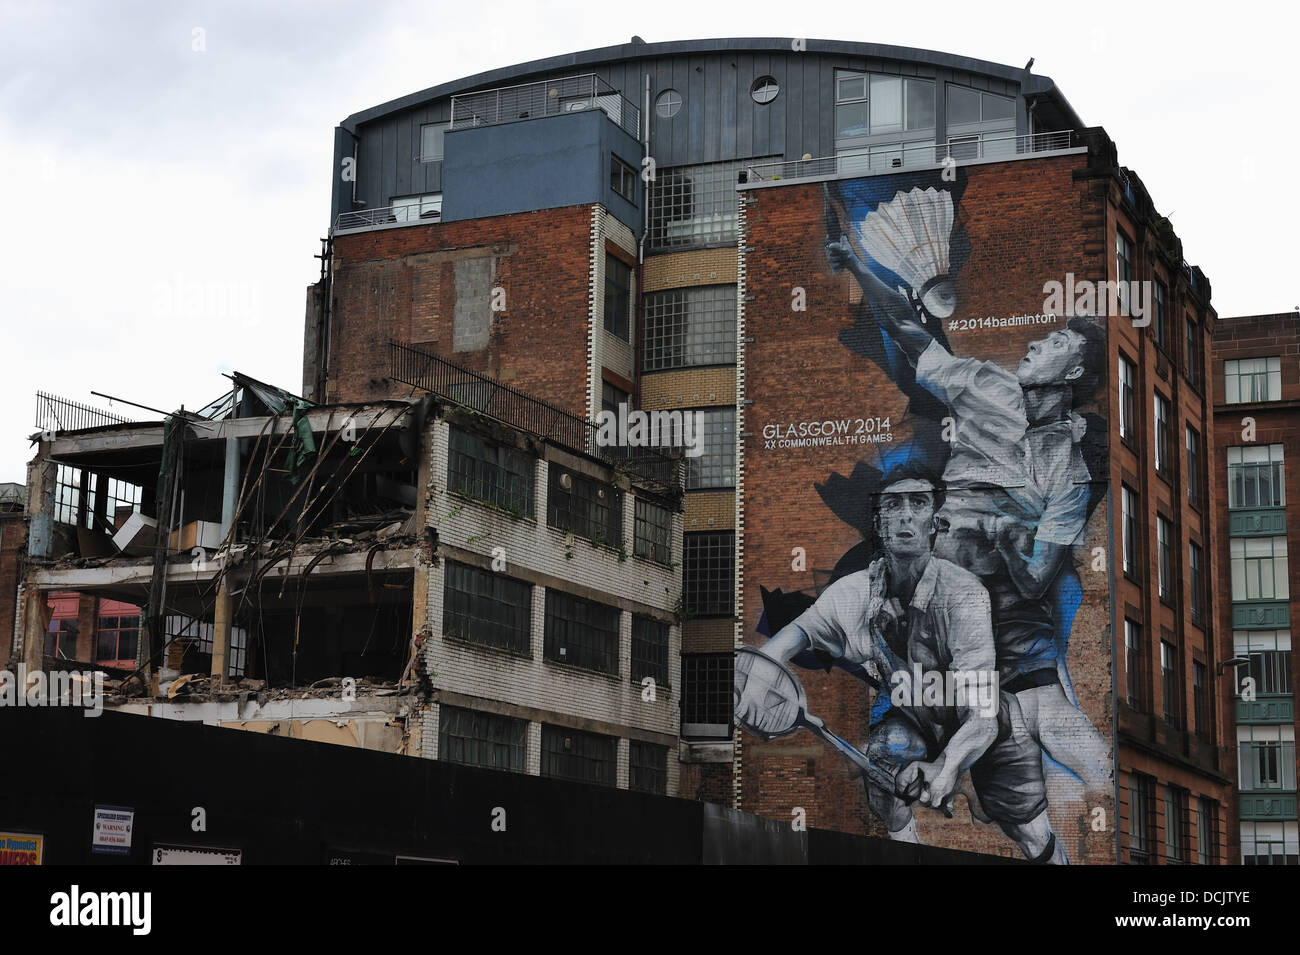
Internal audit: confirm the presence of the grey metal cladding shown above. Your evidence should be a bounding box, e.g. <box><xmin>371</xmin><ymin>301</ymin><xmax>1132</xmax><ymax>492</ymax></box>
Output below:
<box><xmin>333</xmin><ymin>39</ymin><xmax>1073</xmax><ymax>221</ymax></box>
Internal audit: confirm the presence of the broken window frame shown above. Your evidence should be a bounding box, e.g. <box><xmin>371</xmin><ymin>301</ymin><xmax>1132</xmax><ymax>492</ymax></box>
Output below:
<box><xmin>628</xmin><ymin>740</ymin><xmax>668</xmax><ymax>795</ymax></box>
<box><xmin>540</xmin><ymin>723</ymin><xmax>617</xmax><ymax>787</ymax></box>
<box><xmin>438</xmin><ymin>705</ymin><xmax>527</xmax><ymax>773</ymax></box>
<box><xmin>447</xmin><ymin>427</ymin><xmax>536</xmax><ymax>518</ymax></box>
<box><xmin>633</xmin><ymin>497</ymin><xmax>671</xmax><ymax>564</ymax></box>
<box><xmin>543</xmin><ymin>589</ymin><xmax>619</xmax><ymax>675</ymax></box>
<box><xmin>630</xmin><ymin>614</ymin><xmax>669</xmax><ymax>688</ymax></box>
<box><xmin>547</xmin><ymin>466</ymin><xmax>622</xmax><ymax>547</ymax></box>
<box><xmin>443</xmin><ymin>560</ymin><xmax>532</xmax><ymax>655</ymax></box>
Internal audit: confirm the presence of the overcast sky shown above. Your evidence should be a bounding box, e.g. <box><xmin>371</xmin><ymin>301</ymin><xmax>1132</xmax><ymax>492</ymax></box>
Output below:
<box><xmin>0</xmin><ymin>0</ymin><xmax>1294</xmax><ymax>484</ymax></box>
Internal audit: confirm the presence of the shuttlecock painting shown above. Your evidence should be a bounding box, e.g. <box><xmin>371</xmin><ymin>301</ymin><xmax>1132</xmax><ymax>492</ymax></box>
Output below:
<box><xmin>855</xmin><ymin>186</ymin><xmax>957</xmax><ymax>321</ymax></box>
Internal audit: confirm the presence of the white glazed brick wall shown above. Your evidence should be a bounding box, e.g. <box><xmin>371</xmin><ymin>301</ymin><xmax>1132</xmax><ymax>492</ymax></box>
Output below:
<box><xmin>596</xmin><ymin>210</ymin><xmax>637</xmax><ymax>385</ymax></box>
<box><xmin>423</xmin><ymin>417</ymin><xmax>681</xmax><ymax>795</ymax></box>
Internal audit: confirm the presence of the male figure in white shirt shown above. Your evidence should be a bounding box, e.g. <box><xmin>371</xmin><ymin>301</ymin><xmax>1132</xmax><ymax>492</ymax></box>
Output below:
<box><xmin>826</xmin><ymin>233</ymin><xmax>1110</xmax><ymax>797</ymax></box>
<box><xmin>736</xmin><ymin>472</ymin><xmax>1068</xmax><ymax>862</ymax></box>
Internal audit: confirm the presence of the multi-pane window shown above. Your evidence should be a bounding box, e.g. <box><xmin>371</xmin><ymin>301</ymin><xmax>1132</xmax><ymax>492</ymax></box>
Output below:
<box><xmin>1237</xmin><ymin>726</ymin><xmax>1297</xmax><ymax>791</ymax></box>
<box><xmin>1153</xmin><ymin>392</ymin><xmax>1170</xmax><ymax>475</ymax></box>
<box><xmin>165</xmin><ymin>614</ymin><xmax>246</xmax><ymax>678</ymax></box>
<box><xmin>1165</xmin><ymin>786</ymin><xmax>1186</xmax><ymax>864</ymax></box>
<box><xmin>685</xmin><ymin>531</ymin><xmax>734</xmax><ymax>618</ymax></box>
<box><xmin>391</xmin><ymin>192</ymin><xmax>442</xmax><ymax>221</ymax></box>
<box><xmin>1121</xmin><ymin>485</ymin><xmax>1139</xmax><ymax>577</ymax></box>
<box><xmin>443</xmin><ymin>561</ymin><xmax>532</xmax><ymax>654</ymax></box>
<box><xmin>1198</xmin><ymin>798</ymin><xmax>1218</xmax><ymax>865</ymax></box>
<box><xmin>1118</xmin><ymin>355</ymin><xmax>1136</xmax><ymax>442</ymax></box>
<box><xmin>1227</xmin><ymin>444</ymin><xmax>1285</xmax><ymax>508</ymax></box>
<box><xmin>610</xmin><ymin>155</ymin><xmax>637</xmax><ymax>203</ymax></box>
<box><xmin>45</xmin><ymin>617</ymin><xmax>78</xmax><ymax>660</ymax></box>
<box><xmin>628</xmin><ymin>741</ymin><xmax>668</xmax><ymax>795</ymax></box>
<box><xmin>1225</xmin><ymin>357</ymin><xmax>1282</xmax><ymax>404</ymax></box>
<box><xmin>1230</xmin><ymin>536</ymin><xmax>1289</xmax><ymax>600</ymax></box>
<box><xmin>438</xmin><ymin>705</ymin><xmax>527</xmax><ymax>773</ymax></box>
<box><xmin>642</xmin><ymin>285</ymin><xmax>736</xmax><ymax>371</ymax></box>
<box><xmin>944</xmin><ymin>84</ymin><xmax>1016</xmax><ymax>159</ymax></box>
<box><xmin>1115</xmin><ymin>231</ymin><xmax>1132</xmax><ymax>316</ymax></box>
<box><xmin>419</xmin><ymin>122</ymin><xmax>449</xmax><ymax>162</ymax></box>
<box><xmin>601</xmin><ymin>381</ymin><xmax>628</xmax><ymax>418</ymax></box>
<box><xmin>648</xmin><ymin>159</ymin><xmax>760</xmax><ymax>250</ymax></box>
<box><xmin>684</xmin><ymin>407</ymin><xmax>736</xmax><ymax>489</ymax></box>
<box><xmin>631</xmin><ymin>615</ymin><xmax>670</xmax><ymax>687</ymax></box>
<box><xmin>95</xmin><ymin>613</ymin><xmax>140</xmax><ymax>668</ymax></box>
<box><xmin>834</xmin><ymin>70</ymin><xmax>936</xmax><ymax>143</ymax></box>
<box><xmin>1185</xmin><ymin>425</ymin><xmax>1200</xmax><ymax>507</ymax></box>
<box><xmin>448</xmin><ymin>427</ymin><xmax>535</xmax><ymax>517</ymax></box>
<box><xmin>633</xmin><ymin>497</ymin><xmax>671</xmax><ymax>564</ymax></box>
<box><xmin>1153</xmin><ymin>280</ymin><xmax>1168</xmax><ymax>350</ymax></box>
<box><xmin>603</xmin><ymin>254</ymin><xmax>632</xmax><ymax>341</ymax></box>
<box><xmin>1157</xmin><ymin>516</ymin><xmax>1173</xmax><ymax>602</ymax></box>
<box><xmin>53</xmin><ymin>466</ymin><xmax>141</xmax><ymax>531</ymax></box>
<box><xmin>1125</xmin><ymin>619</ymin><xmax>1145</xmax><ymax>710</ymax></box>
<box><xmin>1234</xmin><ymin>630</ymin><xmax>1293</xmax><ymax>696</ymax></box>
<box><xmin>1184</xmin><ymin>319</ymin><xmax>1200</xmax><ymax>387</ymax></box>
<box><xmin>547</xmin><ymin>465</ymin><xmax>621</xmax><ymax>545</ymax></box>
<box><xmin>1193</xmin><ymin>660</ymin><xmax>1209</xmax><ymax>740</ymax></box>
<box><xmin>540</xmin><ymin>724</ymin><xmax>617</xmax><ymax>787</ymax></box>
<box><xmin>544</xmin><ymin>590</ymin><xmax>620</xmax><ymax>675</ymax></box>
<box><xmin>1161</xmin><ymin>640</ymin><xmax>1180</xmax><ymax>726</ymax></box>
<box><xmin>681</xmin><ymin>653</ymin><xmax>733</xmax><ymax>737</ymax></box>
<box><xmin>1189</xmin><ymin>542</ymin><xmax>1204</xmax><ymax>626</ymax></box>
<box><xmin>1126</xmin><ymin>772</ymin><xmax>1155</xmax><ymax>864</ymax></box>
<box><xmin>1242</xmin><ymin>821</ymin><xmax>1298</xmax><ymax>865</ymax></box>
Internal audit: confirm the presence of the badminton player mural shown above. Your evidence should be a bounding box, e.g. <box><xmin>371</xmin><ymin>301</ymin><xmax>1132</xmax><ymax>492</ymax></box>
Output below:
<box><xmin>735</xmin><ymin>166</ymin><xmax>1113</xmax><ymax>862</ymax></box>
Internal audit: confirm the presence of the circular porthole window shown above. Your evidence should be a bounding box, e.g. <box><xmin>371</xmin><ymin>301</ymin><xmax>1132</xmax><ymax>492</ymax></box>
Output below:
<box><xmin>750</xmin><ymin>76</ymin><xmax>779</xmax><ymax>104</ymax></box>
<box><xmin>655</xmin><ymin>89</ymin><xmax>682</xmax><ymax>118</ymax></box>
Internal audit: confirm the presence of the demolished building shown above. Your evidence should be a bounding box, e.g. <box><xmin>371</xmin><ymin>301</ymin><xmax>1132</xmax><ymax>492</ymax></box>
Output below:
<box><xmin>15</xmin><ymin>356</ymin><xmax>685</xmax><ymax>793</ymax></box>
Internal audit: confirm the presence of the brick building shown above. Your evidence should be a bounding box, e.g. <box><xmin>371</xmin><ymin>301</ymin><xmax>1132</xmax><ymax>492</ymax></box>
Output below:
<box><xmin>302</xmin><ymin>37</ymin><xmax>1237</xmax><ymax>861</ymax></box>
<box><xmin>1211</xmin><ymin>311</ymin><xmax>1300</xmax><ymax>865</ymax></box>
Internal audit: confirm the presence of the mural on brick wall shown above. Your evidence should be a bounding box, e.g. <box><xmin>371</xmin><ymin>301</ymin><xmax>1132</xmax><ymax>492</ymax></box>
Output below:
<box><xmin>735</xmin><ymin>165</ymin><xmax>1113</xmax><ymax>863</ymax></box>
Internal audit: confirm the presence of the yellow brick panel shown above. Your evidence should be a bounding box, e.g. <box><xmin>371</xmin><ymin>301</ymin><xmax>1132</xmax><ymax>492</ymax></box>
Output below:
<box><xmin>684</xmin><ymin>491</ymin><xmax>736</xmax><ymax>530</ymax></box>
<box><xmin>682</xmin><ymin>618</ymin><xmax>735</xmax><ymax>653</ymax></box>
<box><xmin>642</xmin><ymin>248</ymin><xmax>737</xmax><ymax>292</ymax></box>
<box><xmin>640</xmin><ymin>368</ymin><xmax>736</xmax><ymax>409</ymax></box>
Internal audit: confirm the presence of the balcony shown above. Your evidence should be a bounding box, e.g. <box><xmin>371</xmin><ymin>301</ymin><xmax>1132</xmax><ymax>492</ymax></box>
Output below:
<box><xmin>334</xmin><ymin>201</ymin><xmax>442</xmax><ymax>235</ymax></box>
<box><xmin>743</xmin><ymin>130</ymin><xmax>1076</xmax><ymax>184</ymax></box>
<box><xmin>450</xmin><ymin>73</ymin><xmax>640</xmax><ymax>141</ymax></box>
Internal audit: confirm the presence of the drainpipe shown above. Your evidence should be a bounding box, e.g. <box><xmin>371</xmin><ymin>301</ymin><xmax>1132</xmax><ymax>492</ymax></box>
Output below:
<box><xmin>639</xmin><ymin>72</ymin><xmax>650</xmax><ymax>265</ymax></box>
<box><xmin>211</xmin><ymin>432</ymin><xmax>240</xmax><ymax>684</ymax></box>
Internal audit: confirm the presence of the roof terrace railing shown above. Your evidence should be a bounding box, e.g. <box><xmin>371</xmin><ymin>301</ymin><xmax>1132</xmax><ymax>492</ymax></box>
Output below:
<box><xmin>335</xmin><ymin>202</ymin><xmax>442</xmax><ymax>234</ymax></box>
<box><xmin>389</xmin><ymin>341</ymin><xmax>680</xmax><ymax>493</ymax></box>
<box><xmin>744</xmin><ymin>130</ymin><xmax>1075</xmax><ymax>183</ymax></box>
<box><xmin>35</xmin><ymin>391</ymin><xmax>134</xmax><ymax>434</ymax></box>
<box><xmin>450</xmin><ymin>73</ymin><xmax>640</xmax><ymax>140</ymax></box>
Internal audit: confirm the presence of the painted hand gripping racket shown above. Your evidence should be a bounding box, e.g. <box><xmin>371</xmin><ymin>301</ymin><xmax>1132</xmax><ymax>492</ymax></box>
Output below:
<box><xmin>734</xmin><ymin>645</ymin><xmax>954</xmax><ymax>819</ymax></box>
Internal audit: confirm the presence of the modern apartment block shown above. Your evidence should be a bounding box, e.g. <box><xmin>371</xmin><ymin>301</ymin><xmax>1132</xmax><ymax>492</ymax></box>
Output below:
<box><xmin>1212</xmin><ymin>311</ymin><xmax>1300</xmax><ymax>865</ymax></box>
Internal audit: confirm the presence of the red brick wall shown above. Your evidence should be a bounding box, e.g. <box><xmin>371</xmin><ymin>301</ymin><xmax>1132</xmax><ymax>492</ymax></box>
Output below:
<box><xmin>677</xmin><ymin>761</ymin><xmax>734</xmax><ymax>807</ymax></box>
<box><xmin>0</xmin><ymin>515</ymin><xmax>26</xmax><ymax>665</ymax></box>
<box><xmin>327</xmin><ymin>205</ymin><xmax>593</xmax><ymax>416</ymax></box>
<box><xmin>738</xmin><ymin>156</ymin><xmax>1117</xmax><ymax>862</ymax></box>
